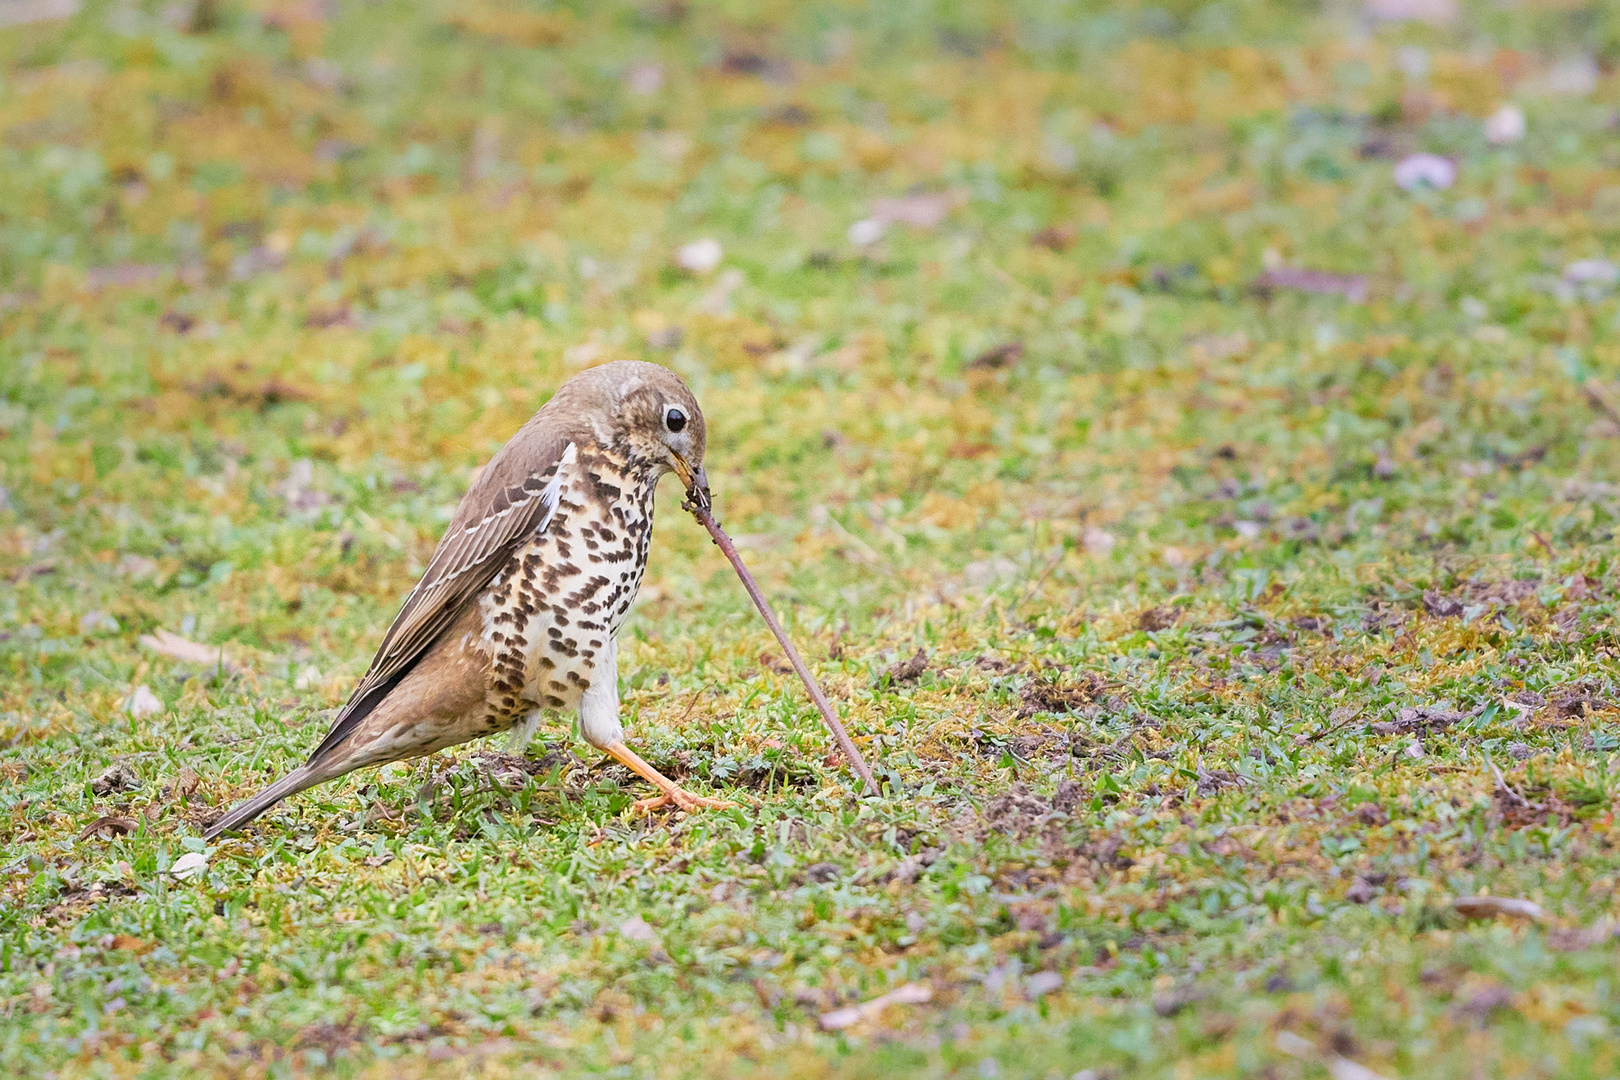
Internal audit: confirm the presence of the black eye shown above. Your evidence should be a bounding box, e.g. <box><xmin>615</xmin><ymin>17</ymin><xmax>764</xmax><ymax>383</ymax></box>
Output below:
<box><xmin>665</xmin><ymin>407</ymin><xmax>687</xmax><ymax>433</ymax></box>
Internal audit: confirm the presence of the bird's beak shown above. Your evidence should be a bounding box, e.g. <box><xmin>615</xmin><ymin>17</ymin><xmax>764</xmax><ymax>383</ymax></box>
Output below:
<box><xmin>673</xmin><ymin>455</ymin><xmax>710</xmax><ymax>511</ymax></box>
<box><xmin>671</xmin><ymin>453</ymin><xmax>701</xmax><ymax>492</ymax></box>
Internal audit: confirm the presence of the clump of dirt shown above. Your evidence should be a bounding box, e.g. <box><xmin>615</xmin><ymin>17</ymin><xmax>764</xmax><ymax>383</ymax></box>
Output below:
<box><xmin>1017</xmin><ymin>674</ymin><xmax>1107</xmax><ymax>718</ymax></box>
<box><xmin>1051</xmin><ymin>779</ymin><xmax>1084</xmax><ymax>813</ymax></box>
<box><xmin>1468</xmin><ymin>578</ymin><xmax>1540</xmax><ymax>605</ymax></box>
<box><xmin>1195</xmin><ymin>768</ymin><xmax>1247</xmax><ymax>796</ymax></box>
<box><xmin>982</xmin><ymin>783</ymin><xmax>1054</xmax><ymax>837</ymax></box>
<box><xmin>1421</xmin><ymin>590</ymin><xmax>1464</xmax><ymax>618</ymax></box>
<box><xmin>1548</xmin><ymin>681</ymin><xmax>1612</xmax><ymax>719</ymax></box>
<box><xmin>1370</xmin><ymin>704</ymin><xmax>1478</xmax><ymax>736</ymax></box>
<box><xmin>470</xmin><ymin>747</ymin><xmax>576</xmax><ymax>790</ymax></box>
<box><xmin>91</xmin><ymin>763</ymin><xmax>141</xmax><ymax>797</ymax></box>
<box><xmin>1422</xmin><ymin>578</ymin><xmax>1543</xmax><ymax>621</ymax></box>
<box><xmin>883</xmin><ymin>648</ymin><xmax>929</xmax><ymax>684</ymax></box>
<box><xmin>1360</xmin><ymin>600</ymin><xmax>1407</xmax><ymax>633</ymax></box>
<box><xmin>1137</xmin><ymin>606</ymin><xmax>1179</xmax><ymax>632</ymax></box>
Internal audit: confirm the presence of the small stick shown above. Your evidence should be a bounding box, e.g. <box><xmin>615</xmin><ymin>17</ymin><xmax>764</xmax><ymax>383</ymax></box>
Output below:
<box><xmin>1583</xmin><ymin>377</ymin><xmax>1620</xmax><ymax>428</ymax></box>
<box><xmin>683</xmin><ymin>486</ymin><xmax>879</xmax><ymax>797</ymax></box>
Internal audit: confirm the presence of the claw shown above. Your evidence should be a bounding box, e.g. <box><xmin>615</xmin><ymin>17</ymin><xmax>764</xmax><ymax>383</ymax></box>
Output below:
<box><xmin>632</xmin><ymin>788</ymin><xmax>737</xmax><ymax>814</ymax></box>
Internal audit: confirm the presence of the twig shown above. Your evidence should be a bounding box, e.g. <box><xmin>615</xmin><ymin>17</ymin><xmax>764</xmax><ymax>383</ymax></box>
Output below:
<box><xmin>1583</xmin><ymin>377</ymin><xmax>1620</xmax><ymax>428</ymax></box>
<box><xmin>1487</xmin><ymin>753</ymin><xmax>1528</xmax><ymax>806</ymax></box>
<box><xmin>1302</xmin><ymin>707</ymin><xmax>1363</xmax><ymax>744</ymax></box>
<box><xmin>683</xmin><ymin>487</ymin><xmax>879</xmax><ymax>797</ymax></box>
<box><xmin>1014</xmin><ymin>547</ymin><xmax>1066</xmax><ymax>610</ymax></box>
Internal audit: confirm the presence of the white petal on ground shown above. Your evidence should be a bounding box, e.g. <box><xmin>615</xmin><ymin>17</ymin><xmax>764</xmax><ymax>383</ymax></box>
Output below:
<box><xmin>1484</xmin><ymin>104</ymin><xmax>1525</xmax><ymax>145</ymax></box>
<box><xmin>848</xmin><ymin>217</ymin><xmax>886</xmax><ymax>246</ymax></box>
<box><xmin>625</xmin><ymin>63</ymin><xmax>663</xmax><ymax>95</ymax></box>
<box><xmin>1564</xmin><ymin>259</ymin><xmax>1618</xmax><ymax>286</ymax></box>
<box><xmin>126</xmin><ymin>685</ymin><xmax>163</xmax><ymax>718</ymax></box>
<box><xmin>1363</xmin><ymin>0</ymin><xmax>1456</xmax><ymax>25</ymax></box>
<box><xmin>170</xmin><ymin>852</ymin><xmax>209</xmax><ymax>880</ymax></box>
<box><xmin>1393</xmin><ymin>154</ymin><xmax>1456</xmax><ymax>191</ymax></box>
<box><xmin>674</xmin><ymin>238</ymin><xmax>722</xmax><ymax>273</ymax></box>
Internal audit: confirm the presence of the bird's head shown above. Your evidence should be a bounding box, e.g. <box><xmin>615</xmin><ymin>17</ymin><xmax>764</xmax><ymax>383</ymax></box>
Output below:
<box><xmin>564</xmin><ymin>361</ymin><xmax>708</xmax><ymax>496</ymax></box>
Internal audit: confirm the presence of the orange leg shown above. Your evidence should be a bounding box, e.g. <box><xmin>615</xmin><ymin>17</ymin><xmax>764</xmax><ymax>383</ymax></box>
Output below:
<box><xmin>602</xmin><ymin>743</ymin><xmax>737</xmax><ymax>813</ymax></box>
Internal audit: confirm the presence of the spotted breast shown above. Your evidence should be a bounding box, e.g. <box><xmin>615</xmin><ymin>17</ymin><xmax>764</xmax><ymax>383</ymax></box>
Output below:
<box><xmin>478</xmin><ymin>441</ymin><xmax>659</xmax><ymax>729</ymax></box>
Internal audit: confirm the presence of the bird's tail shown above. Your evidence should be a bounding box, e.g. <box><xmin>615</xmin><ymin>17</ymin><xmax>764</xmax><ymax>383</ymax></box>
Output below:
<box><xmin>204</xmin><ymin>764</ymin><xmax>329</xmax><ymax>840</ymax></box>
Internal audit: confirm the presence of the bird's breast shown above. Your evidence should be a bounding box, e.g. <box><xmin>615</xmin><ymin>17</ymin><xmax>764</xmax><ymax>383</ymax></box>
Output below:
<box><xmin>479</xmin><ymin>459</ymin><xmax>656</xmax><ymax>719</ymax></box>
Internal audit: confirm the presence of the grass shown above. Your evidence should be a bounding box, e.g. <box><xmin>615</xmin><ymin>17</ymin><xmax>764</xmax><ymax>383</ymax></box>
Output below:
<box><xmin>5</xmin><ymin>0</ymin><xmax>1620</xmax><ymax>1076</ymax></box>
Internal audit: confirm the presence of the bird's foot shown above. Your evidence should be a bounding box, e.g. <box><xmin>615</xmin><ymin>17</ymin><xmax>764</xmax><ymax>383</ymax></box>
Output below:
<box><xmin>632</xmin><ymin>787</ymin><xmax>737</xmax><ymax>814</ymax></box>
<box><xmin>602</xmin><ymin>741</ymin><xmax>737</xmax><ymax>814</ymax></box>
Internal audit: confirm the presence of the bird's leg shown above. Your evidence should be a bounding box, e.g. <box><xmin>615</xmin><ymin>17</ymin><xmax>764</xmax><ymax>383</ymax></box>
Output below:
<box><xmin>601</xmin><ymin>742</ymin><xmax>736</xmax><ymax>813</ymax></box>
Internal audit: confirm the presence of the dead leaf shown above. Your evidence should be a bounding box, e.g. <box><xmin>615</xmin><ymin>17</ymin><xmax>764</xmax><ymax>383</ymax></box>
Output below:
<box><xmin>1029</xmin><ymin>225</ymin><xmax>1075</xmax><ymax>252</ymax></box>
<box><xmin>138</xmin><ymin>629</ymin><xmax>237</xmax><ymax>672</ymax></box>
<box><xmin>174</xmin><ymin>767</ymin><xmax>202</xmax><ymax>800</ymax></box>
<box><xmin>1254</xmin><ymin>267</ymin><xmax>1368</xmax><ymax>303</ymax></box>
<box><xmin>85</xmin><ymin>263</ymin><xmax>172</xmax><ymax>293</ymax></box>
<box><xmin>1364</xmin><ymin>0</ymin><xmax>1456</xmax><ymax>26</ymax></box>
<box><xmin>0</xmin><ymin>0</ymin><xmax>80</xmax><ymax>28</ymax></box>
<box><xmin>818</xmin><ymin>982</ymin><xmax>933</xmax><ymax>1030</ymax></box>
<box><xmin>870</xmin><ymin>190</ymin><xmax>963</xmax><ymax>229</ymax></box>
<box><xmin>967</xmin><ymin>342</ymin><xmax>1024</xmax><ymax>370</ymax></box>
<box><xmin>1453</xmin><ymin>895</ymin><xmax>1545</xmax><ymax>922</ymax></box>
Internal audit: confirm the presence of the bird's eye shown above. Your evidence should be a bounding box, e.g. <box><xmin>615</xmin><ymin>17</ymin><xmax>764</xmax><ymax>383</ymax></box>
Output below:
<box><xmin>664</xmin><ymin>407</ymin><xmax>687</xmax><ymax>433</ymax></box>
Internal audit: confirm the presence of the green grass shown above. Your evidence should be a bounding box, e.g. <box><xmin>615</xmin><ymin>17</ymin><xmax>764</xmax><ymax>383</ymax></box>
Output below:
<box><xmin>5</xmin><ymin>0</ymin><xmax>1620</xmax><ymax>1076</ymax></box>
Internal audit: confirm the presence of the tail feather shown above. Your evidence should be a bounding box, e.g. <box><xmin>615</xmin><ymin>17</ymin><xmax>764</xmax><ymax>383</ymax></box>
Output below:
<box><xmin>204</xmin><ymin>765</ymin><xmax>327</xmax><ymax>840</ymax></box>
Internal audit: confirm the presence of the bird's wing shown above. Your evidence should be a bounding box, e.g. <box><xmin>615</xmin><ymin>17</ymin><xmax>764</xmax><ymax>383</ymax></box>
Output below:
<box><xmin>306</xmin><ymin>438</ymin><xmax>578</xmax><ymax>764</ymax></box>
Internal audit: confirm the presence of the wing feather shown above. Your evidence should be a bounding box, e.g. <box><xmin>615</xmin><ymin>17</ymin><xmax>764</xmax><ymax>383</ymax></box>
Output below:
<box><xmin>305</xmin><ymin>440</ymin><xmax>578</xmax><ymax>764</ymax></box>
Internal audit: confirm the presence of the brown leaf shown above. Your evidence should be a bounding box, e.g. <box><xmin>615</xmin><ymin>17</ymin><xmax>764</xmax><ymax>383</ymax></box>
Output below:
<box><xmin>138</xmin><ymin>629</ymin><xmax>237</xmax><ymax>672</ymax></box>
<box><xmin>1453</xmin><ymin>895</ymin><xmax>1544</xmax><ymax>922</ymax></box>
<box><xmin>818</xmin><ymin>982</ymin><xmax>932</xmax><ymax>1030</ymax></box>
<box><xmin>1029</xmin><ymin>225</ymin><xmax>1076</xmax><ymax>252</ymax></box>
<box><xmin>967</xmin><ymin>342</ymin><xmax>1024</xmax><ymax>370</ymax></box>
<box><xmin>1253</xmin><ymin>267</ymin><xmax>1368</xmax><ymax>303</ymax></box>
<box><xmin>174</xmin><ymin>766</ymin><xmax>202</xmax><ymax>800</ymax></box>
<box><xmin>869</xmin><ymin>190</ymin><xmax>963</xmax><ymax>229</ymax></box>
<box><xmin>85</xmin><ymin>263</ymin><xmax>172</xmax><ymax>293</ymax></box>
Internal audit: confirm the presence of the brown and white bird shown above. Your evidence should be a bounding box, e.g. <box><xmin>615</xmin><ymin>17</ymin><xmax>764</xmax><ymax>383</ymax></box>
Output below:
<box><xmin>205</xmin><ymin>360</ymin><xmax>733</xmax><ymax>839</ymax></box>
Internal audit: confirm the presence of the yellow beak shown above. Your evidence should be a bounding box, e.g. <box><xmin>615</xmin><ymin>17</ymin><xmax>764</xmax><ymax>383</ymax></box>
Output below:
<box><xmin>671</xmin><ymin>453</ymin><xmax>697</xmax><ymax>490</ymax></box>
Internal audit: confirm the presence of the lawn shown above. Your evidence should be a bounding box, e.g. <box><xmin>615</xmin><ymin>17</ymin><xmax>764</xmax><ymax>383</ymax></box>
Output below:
<box><xmin>4</xmin><ymin>0</ymin><xmax>1620</xmax><ymax>1076</ymax></box>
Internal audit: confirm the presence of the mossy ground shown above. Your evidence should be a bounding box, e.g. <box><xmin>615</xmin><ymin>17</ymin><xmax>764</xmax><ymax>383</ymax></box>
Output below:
<box><xmin>5</xmin><ymin>1</ymin><xmax>1620</xmax><ymax>1077</ymax></box>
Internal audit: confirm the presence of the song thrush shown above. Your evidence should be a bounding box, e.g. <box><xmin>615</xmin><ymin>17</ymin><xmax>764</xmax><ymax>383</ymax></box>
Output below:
<box><xmin>206</xmin><ymin>361</ymin><xmax>733</xmax><ymax>838</ymax></box>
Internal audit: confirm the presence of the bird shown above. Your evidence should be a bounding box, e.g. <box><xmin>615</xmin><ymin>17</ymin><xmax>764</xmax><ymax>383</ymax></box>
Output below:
<box><xmin>205</xmin><ymin>360</ymin><xmax>734</xmax><ymax>839</ymax></box>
